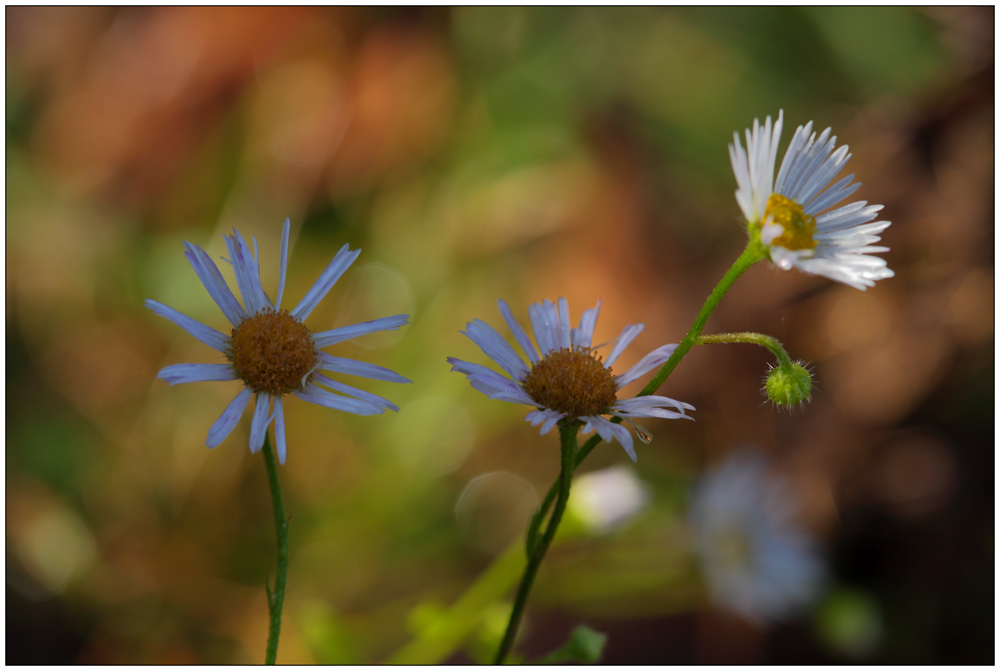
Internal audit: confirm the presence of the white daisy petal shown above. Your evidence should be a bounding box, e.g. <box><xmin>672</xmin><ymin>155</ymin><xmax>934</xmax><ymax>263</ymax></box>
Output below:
<box><xmin>312</xmin><ymin>314</ymin><xmax>410</xmax><ymax>348</ymax></box>
<box><xmin>158</xmin><ymin>363</ymin><xmax>237</xmax><ymax>385</ymax></box>
<box><xmin>206</xmin><ymin>387</ymin><xmax>253</xmax><ymax>448</ymax></box>
<box><xmin>145</xmin><ymin>299</ymin><xmax>230</xmax><ymax>352</ymax></box>
<box><xmin>731</xmin><ymin>112</ymin><xmax>892</xmax><ymax>291</ymax></box>
<box><xmin>291</xmin><ymin>243</ymin><xmax>361</xmax><ymax>320</ymax></box>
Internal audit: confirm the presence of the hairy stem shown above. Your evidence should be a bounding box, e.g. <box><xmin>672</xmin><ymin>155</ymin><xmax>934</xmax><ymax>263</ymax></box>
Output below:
<box><xmin>495</xmin><ymin>422</ymin><xmax>578</xmax><ymax>664</ymax></box>
<box><xmin>696</xmin><ymin>331</ymin><xmax>793</xmax><ymax>367</ymax></box>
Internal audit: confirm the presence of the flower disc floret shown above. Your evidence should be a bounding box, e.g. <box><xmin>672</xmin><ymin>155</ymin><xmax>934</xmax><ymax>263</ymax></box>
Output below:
<box><xmin>229</xmin><ymin>309</ymin><xmax>318</xmax><ymax>395</ymax></box>
<box><xmin>765</xmin><ymin>194</ymin><xmax>817</xmax><ymax>252</ymax></box>
<box><xmin>522</xmin><ymin>348</ymin><xmax>618</xmax><ymax>418</ymax></box>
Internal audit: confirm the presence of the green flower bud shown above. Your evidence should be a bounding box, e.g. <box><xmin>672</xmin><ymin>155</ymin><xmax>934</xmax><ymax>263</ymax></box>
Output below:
<box><xmin>765</xmin><ymin>361</ymin><xmax>812</xmax><ymax>407</ymax></box>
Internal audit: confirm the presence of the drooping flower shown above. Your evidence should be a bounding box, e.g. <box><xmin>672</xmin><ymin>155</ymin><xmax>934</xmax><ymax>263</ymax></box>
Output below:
<box><xmin>688</xmin><ymin>451</ymin><xmax>825</xmax><ymax>623</ymax></box>
<box><xmin>730</xmin><ymin>110</ymin><xmax>894</xmax><ymax>290</ymax></box>
<box><xmin>146</xmin><ymin>218</ymin><xmax>410</xmax><ymax>464</ymax></box>
<box><xmin>448</xmin><ymin>298</ymin><xmax>694</xmax><ymax>462</ymax></box>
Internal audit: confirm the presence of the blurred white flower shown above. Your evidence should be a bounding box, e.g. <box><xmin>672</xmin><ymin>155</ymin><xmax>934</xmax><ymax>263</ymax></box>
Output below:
<box><xmin>730</xmin><ymin>110</ymin><xmax>894</xmax><ymax>290</ymax></box>
<box><xmin>569</xmin><ymin>465</ymin><xmax>650</xmax><ymax>533</ymax></box>
<box><xmin>689</xmin><ymin>451</ymin><xmax>825</xmax><ymax>623</ymax></box>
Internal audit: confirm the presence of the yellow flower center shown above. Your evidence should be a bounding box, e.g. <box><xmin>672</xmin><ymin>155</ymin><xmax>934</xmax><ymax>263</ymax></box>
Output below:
<box><xmin>522</xmin><ymin>348</ymin><xmax>618</xmax><ymax>418</ymax></box>
<box><xmin>765</xmin><ymin>193</ymin><xmax>817</xmax><ymax>251</ymax></box>
<box><xmin>228</xmin><ymin>309</ymin><xmax>318</xmax><ymax>395</ymax></box>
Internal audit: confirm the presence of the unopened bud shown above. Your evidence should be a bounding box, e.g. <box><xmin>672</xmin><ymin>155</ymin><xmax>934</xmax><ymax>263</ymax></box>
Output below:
<box><xmin>765</xmin><ymin>361</ymin><xmax>812</xmax><ymax>407</ymax></box>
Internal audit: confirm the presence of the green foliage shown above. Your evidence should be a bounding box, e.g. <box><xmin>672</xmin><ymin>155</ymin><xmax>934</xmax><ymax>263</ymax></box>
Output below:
<box><xmin>536</xmin><ymin>625</ymin><xmax>609</xmax><ymax>664</ymax></box>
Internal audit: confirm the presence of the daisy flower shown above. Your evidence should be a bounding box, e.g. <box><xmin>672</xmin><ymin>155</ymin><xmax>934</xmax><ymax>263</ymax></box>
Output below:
<box><xmin>730</xmin><ymin>110</ymin><xmax>894</xmax><ymax>290</ymax></box>
<box><xmin>447</xmin><ymin>298</ymin><xmax>694</xmax><ymax>462</ymax></box>
<box><xmin>688</xmin><ymin>451</ymin><xmax>825</xmax><ymax>623</ymax></box>
<box><xmin>146</xmin><ymin>218</ymin><xmax>410</xmax><ymax>464</ymax></box>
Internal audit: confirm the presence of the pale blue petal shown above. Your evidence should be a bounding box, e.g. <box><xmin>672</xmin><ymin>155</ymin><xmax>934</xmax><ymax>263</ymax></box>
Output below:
<box><xmin>183</xmin><ymin>242</ymin><xmax>246</xmax><ymax>326</ymax></box>
<box><xmin>158</xmin><ymin>363</ymin><xmax>236</xmax><ymax>385</ymax></box>
<box><xmin>604</xmin><ymin>323</ymin><xmax>645</xmax><ymax>368</ymax></box>
<box><xmin>293</xmin><ymin>381</ymin><xmax>383</xmax><ymax>416</ymax></box>
<box><xmin>557</xmin><ymin>297</ymin><xmax>571</xmax><ymax>349</ymax></box>
<box><xmin>206</xmin><ymin>387</ymin><xmax>253</xmax><ymax>448</ymax></box>
<box><xmin>312</xmin><ymin>314</ymin><xmax>410</xmax><ymax>348</ymax></box>
<box><xmin>275</xmin><ymin>218</ymin><xmax>290</xmax><ymax>310</ymax></box>
<box><xmin>274</xmin><ymin>396</ymin><xmax>287</xmax><ymax>465</ymax></box>
<box><xmin>615</xmin><ymin>343</ymin><xmax>678</xmax><ymax>388</ymax></box>
<box><xmin>462</xmin><ymin>319</ymin><xmax>530</xmax><ymax>382</ymax></box>
<box><xmin>146</xmin><ymin>299</ymin><xmax>230</xmax><ymax>352</ymax></box>
<box><xmin>249</xmin><ymin>394</ymin><xmax>271</xmax><ymax>454</ymax></box>
<box><xmin>318</xmin><ymin>352</ymin><xmax>410</xmax><ymax>383</ymax></box>
<box><xmin>313</xmin><ymin>372</ymin><xmax>399</xmax><ymax>412</ymax></box>
<box><xmin>223</xmin><ymin>230</ymin><xmax>269</xmax><ymax>314</ymax></box>
<box><xmin>528</xmin><ymin>300</ymin><xmax>560</xmax><ymax>355</ymax></box>
<box><xmin>498</xmin><ymin>299</ymin><xmax>539</xmax><ymax>364</ymax></box>
<box><xmin>291</xmin><ymin>244</ymin><xmax>361</xmax><ymax>320</ymax></box>
<box><xmin>571</xmin><ymin>300</ymin><xmax>601</xmax><ymax>349</ymax></box>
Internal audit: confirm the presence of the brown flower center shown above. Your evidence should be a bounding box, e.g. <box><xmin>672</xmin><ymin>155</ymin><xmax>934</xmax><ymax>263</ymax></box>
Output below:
<box><xmin>228</xmin><ymin>309</ymin><xmax>318</xmax><ymax>395</ymax></box>
<box><xmin>765</xmin><ymin>193</ymin><xmax>817</xmax><ymax>251</ymax></box>
<box><xmin>522</xmin><ymin>347</ymin><xmax>618</xmax><ymax>418</ymax></box>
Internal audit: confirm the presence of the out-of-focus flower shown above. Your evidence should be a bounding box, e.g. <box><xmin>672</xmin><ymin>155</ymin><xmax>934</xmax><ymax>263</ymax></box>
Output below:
<box><xmin>688</xmin><ymin>451</ymin><xmax>825</xmax><ymax>623</ymax></box>
<box><xmin>568</xmin><ymin>465</ymin><xmax>650</xmax><ymax>533</ymax></box>
<box><xmin>146</xmin><ymin>218</ymin><xmax>410</xmax><ymax>464</ymax></box>
<box><xmin>730</xmin><ymin>110</ymin><xmax>894</xmax><ymax>290</ymax></box>
<box><xmin>448</xmin><ymin>298</ymin><xmax>694</xmax><ymax>462</ymax></box>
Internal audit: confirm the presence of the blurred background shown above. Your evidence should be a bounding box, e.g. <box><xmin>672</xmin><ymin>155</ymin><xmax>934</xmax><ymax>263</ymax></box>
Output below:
<box><xmin>6</xmin><ymin>6</ymin><xmax>993</xmax><ymax>664</ymax></box>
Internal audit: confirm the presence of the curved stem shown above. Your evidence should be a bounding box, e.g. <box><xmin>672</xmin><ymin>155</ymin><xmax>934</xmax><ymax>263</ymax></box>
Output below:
<box><xmin>528</xmin><ymin>246</ymin><xmax>766</xmax><ymax>535</ymax></box>
<box><xmin>495</xmin><ymin>422</ymin><xmax>578</xmax><ymax>664</ymax></box>
<box><xmin>638</xmin><ymin>243</ymin><xmax>765</xmax><ymax>397</ymax></box>
<box><xmin>262</xmin><ymin>433</ymin><xmax>289</xmax><ymax>665</ymax></box>
<box><xmin>696</xmin><ymin>331</ymin><xmax>793</xmax><ymax>367</ymax></box>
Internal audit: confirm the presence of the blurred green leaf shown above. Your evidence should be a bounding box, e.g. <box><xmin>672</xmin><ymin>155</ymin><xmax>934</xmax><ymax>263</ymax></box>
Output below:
<box><xmin>536</xmin><ymin>624</ymin><xmax>608</xmax><ymax>664</ymax></box>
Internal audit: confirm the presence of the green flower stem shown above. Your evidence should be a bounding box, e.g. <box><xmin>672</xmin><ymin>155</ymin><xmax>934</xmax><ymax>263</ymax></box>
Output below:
<box><xmin>696</xmin><ymin>331</ymin><xmax>793</xmax><ymax>367</ymax></box>
<box><xmin>637</xmin><ymin>242</ymin><xmax>766</xmax><ymax>397</ymax></box>
<box><xmin>262</xmin><ymin>432</ymin><xmax>289</xmax><ymax>665</ymax></box>
<box><xmin>527</xmin><ymin>244</ymin><xmax>767</xmax><ymax>544</ymax></box>
<box><xmin>494</xmin><ymin>422</ymin><xmax>579</xmax><ymax>665</ymax></box>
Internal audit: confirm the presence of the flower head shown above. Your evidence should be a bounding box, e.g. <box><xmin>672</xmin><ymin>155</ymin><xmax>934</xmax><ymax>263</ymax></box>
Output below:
<box><xmin>688</xmin><ymin>451</ymin><xmax>825</xmax><ymax>623</ymax></box>
<box><xmin>730</xmin><ymin>110</ymin><xmax>894</xmax><ymax>290</ymax></box>
<box><xmin>146</xmin><ymin>218</ymin><xmax>410</xmax><ymax>464</ymax></box>
<box><xmin>448</xmin><ymin>298</ymin><xmax>694</xmax><ymax>462</ymax></box>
